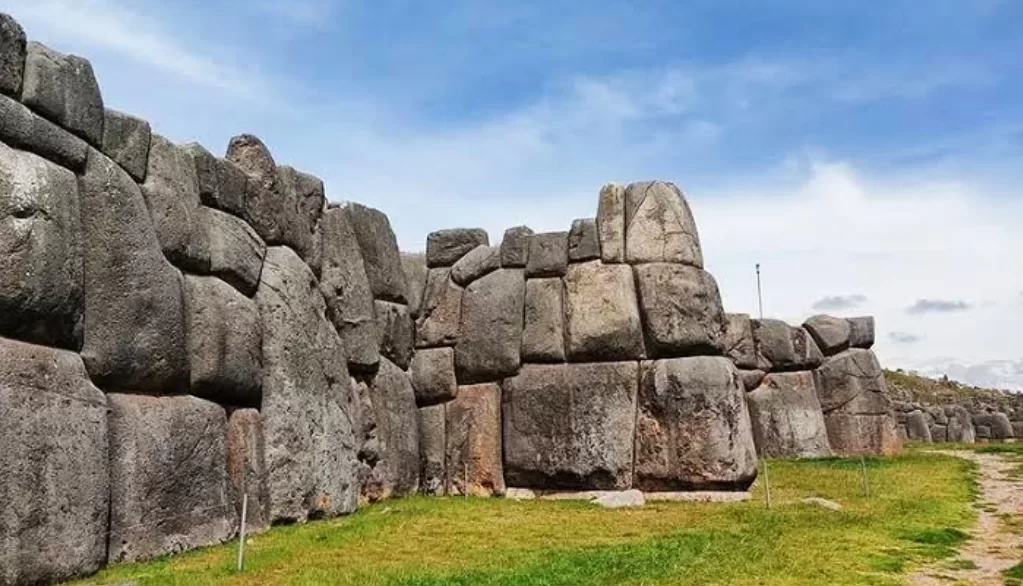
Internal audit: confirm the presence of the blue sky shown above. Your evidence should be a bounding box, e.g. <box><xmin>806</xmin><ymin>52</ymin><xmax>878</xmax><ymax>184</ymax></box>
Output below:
<box><xmin>2</xmin><ymin>0</ymin><xmax>1022</xmax><ymax>388</ymax></box>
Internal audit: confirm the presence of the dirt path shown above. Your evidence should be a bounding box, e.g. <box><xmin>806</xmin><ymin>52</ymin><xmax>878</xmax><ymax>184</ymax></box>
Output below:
<box><xmin>908</xmin><ymin>450</ymin><xmax>1023</xmax><ymax>586</ymax></box>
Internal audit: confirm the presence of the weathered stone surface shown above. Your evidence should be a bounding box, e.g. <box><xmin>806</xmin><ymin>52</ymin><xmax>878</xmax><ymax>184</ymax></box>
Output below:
<box><xmin>142</xmin><ymin>134</ymin><xmax>209</xmax><ymax>272</ymax></box>
<box><xmin>415</xmin><ymin>268</ymin><xmax>463</xmax><ymax>348</ymax></box>
<box><xmin>102</xmin><ymin>109</ymin><xmax>151</xmax><ymax>182</ymax></box>
<box><xmin>185</xmin><ymin>142</ymin><xmax>247</xmax><ymax>218</ymax></box>
<box><xmin>930</xmin><ymin>424</ymin><xmax>948</xmax><ymax>443</ymax></box>
<box><xmin>948</xmin><ymin>407</ymin><xmax>976</xmax><ymax>443</ymax></box>
<box><xmin>522</xmin><ymin>277</ymin><xmax>566</xmax><ymax>362</ymax></box>
<box><xmin>455</xmin><ymin>268</ymin><xmax>525</xmax><ymax>383</ymax></box>
<box><xmin>418</xmin><ymin>404</ymin><xmax>447</xmax><ymax>495</ymax></box>
<box><xmin>738</xmin><ymin>369</ymin><xmax>766</xmax><ymax>392</ymax></box>
<box><xmin>0</xmin><ymin>143</ymin><xmax>83</xmax><ymax>350</ymax></box>
<box><xmin>445</xmin><ymin>383</ymin><xmax>505</xmax><ymax>496</ymax></box>
<box><xmin>525</xmin><ymin>231</ymin><xmax>569</xmax><ymax>278</ymax></box>
<box><xmin>746</xmin><ymin>371</ymin><xmax>832</xmax><ymax>458</ymax></box>
<box><xmin>635</xmin><ymin>357</ymin><xmax>758</xmax><ymax>491</ymax></box>
<box><xmin>564</xmin><ymin>261</ymin><xmax>644</xmax><ymax>361</ymax></box>
<box><xmin>78</xmin><ymin>149</ymin><xmax>188</xmax><ymax>393</ymax></box>
<box><xmin>822</xmin><ymin>412</ymin><xmax>901</xmax><ymax>456</ymax></box>
<box><xmin>319</xmin><ymin>206</ymin><xmax>379</xmax><ymax>371</ymax></box>
<box><xmin>411</xmin><ymin>347</ymin><xmax>458</xmax><ymax>407</ymax></box>
<box><xmin>427</xmin><ymin>228</ymin><xmax>489</xmax><ymax>268</ymax></box>
<box><xmin>340</xmin><ymin>202</ymin><xmax>406</xmax><ymax>303</ymax></box>
<box><xmin>503</xmin><ymin>362</ymin><xmax>638</xmax><ymax>490</ymax></box>
<box><xmin>184</xmin><ymin>276</ymin><xmax>262</xmax><ymax>407</ymax></box>
<box><xmin>976</xmin><ymin>425</ymin><xmax>992</xmax><ymax>440</ymax></box>
<box><xmin>0</xmin><ymin>14</ymin><xmax>25</xmax><ymax>97</ymax></box>
<box><xmin>276</xmin><ymin>165</ymin><xmax>324</xmax><ymax>274</ymax></box>
<box><xmin>201</xmin><ymin>206</ymin><xmax>266</xmax><ymax>297</ymax></box>
<box><xmin>227</xmin><ymin>409</ymin><xmax>271</xmax><ymax>534</ymax></box>
<box><xmin>596</xmin><ymin>182</ymin><xmax>625</xmax><ymax>263</ymax></box>
<box><xmin>848</xmin><ymin>316</ymin><xmax>875</xmax><ymax>349</ymax></box>
<box><xmin>451</xmin><ymin>244</ymin><xmax>501</xmax><ymax>286</ymax></box>
<box><xmin>814</xmin><ymin>349</ymin><xmax>890</xmax><ymax>415</ymax></box>
<box><xmin>256</xmin><ymin>246</ymin><xmax>359</xmax><ymax>522</ymax></box>
<box><xmin>359</xmin><ymin>359</ymin><xmax>420</xmax><ymax>501</ymax></box>
<box><xmin>0</xmin><ymin>93</ymin><xmax>88</xmax><ymax>172</ymax></box>
<box><xmin>401</xmin><ymin>252</ymin><xmax>428</xmax><ymax>317</ymax></box>
<box><xmin>500</xmin><ymin>225</ymin><xmax>533</xmax><ymax>267</ymax></box>
<box><xmin>568</xmin><ymin>218</ymin><xmax>600</xmax><ymax>262</ymax></box>
<box><xmin>753</xmin><ymin>319</ymin><xmax>824</xmax><ymax>372</ymax></box>
<box><xmin>624</xmin><ymin>181</ymin><xmax>702</xmax><ymax>267</ymax></box>
<box><xmin>375</xmin><ymin>300</ymin><xmax>414</xmax><ymax>371</ymax></box>
<box><xmin>724</xmin><ymin>313</ymin><xmax>758</xmax><ymax>369</ymax></box>
<box><xmin>0</xmin><ymin>338</ymin><xmax>108</xmax><ymax>586</ymax></box>
<box><xmin>988</xmin><ymin>412</ymin><xmax>1014</xmax><ymax>440</ymax></box>
<box><xmin>107</xmin><ymin>395</ymin><xmax>235</xmax><ymax>563</ymax></box>
<box><xmin>803</xmin><ymin>315</ymin><xmax>851</xmax><ymax>356</ymax></box>
<box><xmin>226</xmin><ymin>134</ymin><xmax>287</xmax><ymax>243</ymax></box>
<box><xmin>21</xmin><ymin>42</ymin><xmax>104</xmax><ymax>146</ymax></box>
<box><xmin>634</xmin><ymin>263</ymin><xmax>725</xmax><ymax>357</ymax></box>
<box><xmin>906</xmin><ymin>410</ymin><xmax>932</xmax><ymax>441</ymax></box>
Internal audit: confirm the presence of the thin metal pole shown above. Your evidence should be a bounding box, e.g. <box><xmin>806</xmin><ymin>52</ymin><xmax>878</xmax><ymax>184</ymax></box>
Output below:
<box><xmin>756</xmin><ymin>263</ymin><xmax>764</xmax><ymax>320</ymax></box>
<box><xmin>236</xmin><ymin>494</ymin><xmax>248</xmax><ymax>572</ymax></box>
<box><xmin>859</xmin><ymin>455</ymin><xmax>870</xmax><ymax>497</ymax></box>
<box><xmin>762</xmin><ymin>457</ymin><xmax>772</xmax><ymax>509</ymax></box>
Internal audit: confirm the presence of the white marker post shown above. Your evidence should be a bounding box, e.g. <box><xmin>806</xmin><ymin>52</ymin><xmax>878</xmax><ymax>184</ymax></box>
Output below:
<box><xmin>756</xmin><ymin>263</ymin><xmax>772</xmax><ymax>509</ymax></box>
<box><xmin>859</xmin><ymin>455</ymin><xmax>871</xmax><ymax>497</ymax></box>
<box><xmin>236</xmin><ymin>493</ymin><xmax>248</xmax><ymax>572</ymax></box>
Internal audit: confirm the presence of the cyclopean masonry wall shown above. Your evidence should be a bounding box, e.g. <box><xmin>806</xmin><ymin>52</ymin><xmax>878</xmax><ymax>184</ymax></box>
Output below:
<box><xmin>0</xmin><ymin>12</ymin><xmax>900</xmax><ymax>586</ymax></box>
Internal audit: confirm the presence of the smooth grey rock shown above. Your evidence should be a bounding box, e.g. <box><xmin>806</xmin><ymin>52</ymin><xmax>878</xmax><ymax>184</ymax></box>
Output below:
<box><xmin>415</xmin><ymin>268</ymin><xmax>463</xmax><ymax>348</ymax></box>
<box><xmin>101</xmin><ymin>109</ymin><xmax>150</xmax><ymax>182</ymax></box>
<box><xmin>500</xmin><ymin>225</ymin><xmax>533</xmax><ymax>267</ymax></box>
<box><xmin>0</xmin><ymin>93</ymin><xmax>87</xmax><ymax>172</ymax></box>
<box><xmin>753</xmin><ymin>319</ymin><xmax>824</xmax><ymax>372</ymax></box>
<box><xmin>634</xmin><ymin>263</ymin><xmax>725</xmax><ymax>357</ymax></box>
<box><xmin>525</xmin><ymin>231</ymin><xmax>569</xmax><ymax>278</ymax></box>
<box><xmin>906</xmin><ymin>410</ymin><xmax>932</xmax><ymax>442</ymax></box>
<box><xmin>822</xmin><ymin>412</ymin><xmax>901</xmax><ymax>456</ymax></box>
<box><xmin>746</xmin><ymin>371</ymin><xmax>832</xmax><ymax>458</ymax></box>
<box><xmin>593</xmin><ymin>490</ymin><xmax>645</xmax><ymax>509</ymax></box>
<box><xmin>411</xmin><ymin>346</ymin><xmax>458</xmax><ymax>407</ymax></box>
<box><xmin>374</xmin><ymin>300</ymin><xmax>414</xmax><ymax>371</ymax></box>
<box><xmin>0</xmin><ymin>142</ymin><xmax>83</xmax><ymax>350</ymax></box>
<box><xmin>275</xmin><ymin>165</ymin><xmax>324</xmax><ymax>274</ymax></box>
<box><xmin>568</xmin><ymin>218</ymin><xmax>600</xmax><ymax>262</ymax></box>
<box><xmin>930</xmin><ymin>424</ymin><xmax>948</xmax><ymax>443</ymax></box>
<box><xmin>445</xmin><ymin>383</ymin><xmax>504</xmax><ymax>496</ymax></box>
<box><xmin>227</xmin><ymin>409</ymin><xmax>271</xmax><ymax>533</ymax></box>
<box><xmin>455</xmin><ymin>268</ymin><xmax>524</xmax><ymax>384</ymax></box>
<box><xmin>976</xmin><ymin>424</ymin><xmax>992</xmax><ymax>440</ymax></box>
<box><xmin>503</xmin><ymin>362</ymin><xmax>638</xmax><ymax>490</ymax></box>
<box><xmin>142</xmin><ymin>134</ymin><xmax>209</xmax><ymax>272</ymax></box>
<box><xmin>635</xmin><ymin>357</ymin><xmax>758</xmax><ymax>491</ymax></box>
<box><xmin>724</xmin><ymin>313</ymin><xmax>758</xmax><ymax>369</ymax></box>
<box><xmin>257</xmin><ymin>247</ymin><xmax>359</xmax><ymax>522</ymax></box>
<box><xmin>0</xmin><ymin>14</ymin><xmax>25</xmax><ymax>97</ymax></box>
<box><xmin>319</xmin><ymin>206</ymin><xmax>379</xmax><ymax>371</ymax></box>
<box><xmin>21</xmin><ymin>42</ymin><xmax>103</xmax><ymax>146</ymax></box>
<box><xmin>451</xmin><ymin>244</ymin><xmax>501</xmax><ymax>286</ymax></box>
<box><xmin>738</xmin><ymin>369</ymin><xmax>766</xmax><ymax>392</ymax></box>
<box><xmin>848</xmin><ymin>316</ymin><xmax>875</xmax><ymax>349</ymax></box>
<box><xmin>184</xmin><ymin>275</ymin><xmax>262</xmax><ymax>407</ymax></box>
<box><xmin>78</xmin><ymin>149</ymin><xmax>188</xmax><ymax>393</ymax></box>
<box><xmin>991</xmin><ymin>412</ymin><xmax>1014</xmax><ymax>440</ymax></box>
<box><xmin>803</xmin><ymin>314</ymin><xmax>851</xmax><ymax>356</ymax></box>
<box><xmin>521</xmin><ymin>277</ymin><xmax>566</xmax><ymax>362</ymax></box>
<box><xmin>814</xmin><ymin>349</ymin><xmax>890</xmax><ymax>416</ymax></box>
<box><xmin>107</xmin><ymin>394</ymin><xmax>235</xmax><ymax>563</ymax></box>
<box><xmin>563</xmin><ymin>260</ymin><xmax>644</xmax><ymax>361</ymax></box>
<box><xmin>226</xmin><ymin>134</ymin><xmax>288</xmax><ymax>244</ymax></box>
<box><xmin>185</xmin><ymin>142</ymin><xmax>247</xmax><ymax>218</ymax></box>
<box><xmin>401</xmin><ymin>252</ymin><xmax>428</xmax><ymax>318</ymax></box>
<box><xmin>426</xmin><ymin>228</ymin><xmax>489</xmax><ymax>268</ymax></box>
<box><xmin>202</xmin><ymin>206</ymin><xmax>266</xmax><ymax>297</ymax></box>
<box><xmin>624</xmin><ymin>181</ymin><xmax>702</xmax><ymax>267</ymax></box>
<box><xmin>418</xmin><ymin>404</ymin><xmax>447</xmax><ymax>495</ymax></box>
<box><xmin>596</xmin><ymin>182</ymin><xmax>625</xmax><ymax>263</ymax></box>
<box><xmin>0</xmin><ymin>338</ymin><xmax>108</xmax><ymax>586</ymax></box>
<box><xmin>359</xmin><ymin>359</ymin><xmax>420</xmax><ymax>501</ymax></box>
<box><xmin>340</xmin><ymin>202</ymin><xmax>406</xmax><ymax>303</ymax></box>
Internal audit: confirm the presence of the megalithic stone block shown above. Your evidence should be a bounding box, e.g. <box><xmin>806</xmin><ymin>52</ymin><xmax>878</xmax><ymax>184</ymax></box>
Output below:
<box><xmin>415</xmin><ymin>267</ymin><xmax>463</xmax><ymax>348</ymax></box>
<box><xmin>141</xmin><ymin>134</ymin><xmax>210</xmax><ymax>272</ymax></box>
<box><xmin>418</xmin><ymin>404</ymin><xmax>447</xmax><ymax>495</ymax></box>
<box><xmin>455</xmin><ymin>268</ymin><xmax>525</xmax><ymax>384</ymax></box>
<box><xmin>358</xmin><ymin>359</ymin><xmax>420</xmax><ymax>502</ymax></box>
<box><xmin>102</xmin><ymin>108</ymin><xmax>151</xmax><ymax>183</ymax></box>
<box><xmin>21</xmin><ymin>41</ymin><xmax>104</xmax><ymax>147</ymax></box>
<box><xmin>340</xmin><ymin>201</ymin><xmax>407</xmax><ymax>303</ymax></box>
<box><xmin>427</xmin><ymin>227</ymin><xmax>489</xmax><ymax>268</ymax></box>
<box><xmin>0</xmin><ymin>13</ymin><xmax>26</xmax><ymax>97</ymax></box>
<box><xmin>445</xmin><ymin>383</ymin><xmax>505</xmax><ymax>497</ymax></box>
<box><xmin>563</xmin><ymin>260</ymin><xmax>644</xmax><ymax>362</ymax></box>
<box><xmin>500</xmin><ymin>225</ymin><xmax>533</xmax><ymax>268</ymax></box>
<box><xmin>633</xmin><ymin>263</ymin><xmax>726</xmax><ymax>357</ymax></box>
<box><xmin>0</xmin><ymin>93</ymin><xmax>88</xmax><ymax>172</ymax></box>
<box><xmin>623</xmin><ymin>180</ymin><xmax>703</xmax><ymax>267</ymax></box>
<box><xmin>521</xmin><ymin>277</ymin><xmax>566</xmax><ymax>362</ymax></box>
<box><xmin>746</xmin><ymin>371</ymin><xmax>832</xmax><ymax>458</ymax></box>
<box><xmin>227</xmin><ymin>408</ymin><xmax>271</xmax><ymax>534</ymax></box>
<box><xmin>596</xmin><ymin>182</ymin><xmax>625</xmax><ymax>263</ymax></box>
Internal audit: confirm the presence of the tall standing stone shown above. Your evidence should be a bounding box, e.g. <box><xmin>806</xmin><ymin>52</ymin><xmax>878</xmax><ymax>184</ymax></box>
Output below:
<box><xmin>21</xmin><ymin>42</ymin><xmax>104</xmax><ymax>147</ymax></box>
<box><xmin>746</xmin><ymin>372</ymin><xmax>832</xmax><ymax>458</ymax></box>
<box><xmin>521</xmin><ymin>277</ymin><xmax>566</xmax><ymax>362</ymax></box>
<box><xmin>185</xmin><ymin>142</ymin><xmax>247</xmax><ymax>218</ymax></box>
<box><xmin>563</xmin><ymin>261</ymin><xmax>644</xmax><ymax>361</ymax></box>
<box><xmin>814</xmin><ymin>348</ymin><xmax>900</xmax><ymax>455</ymax></box>
<box><xmin>359</xmin><ymin>360</ymin><xmax>420</xmax><ymax>501</ymax></box>
<box><xmin>623</xmin><ymin>181</ymin><xmax>703</xmax><ymax>267</ymax></box>
<box><xmin>374</xmin><ymin>300</ymin><xmax>414</xmax><ymax>371</ymax></box>
<box><xmin>633</xmin><ymin>263</ymin><xmax>725</xmax><ymax>357</ymax></box>
<box><xmin>227</xmin><ymin>409</ymin><xmax>271</xmax><ymax>534</ymax></box>
<box><xmin>201</xmin><ymin>206</ymin><xmax>266</xmax><ymax>298</ymax></box>
<box><xmin>723</xmin><ymin>313</ymin><xmax>758</xmax><ymax>369</ymax></box>
<box><xmin>568</xmin><ymin>218</ymin><xmax>600</xmax><ymax>262</ymax></box>
<box><xmin>596</xmin><ymin>182</ymin><xmax>625</xmax><ymax>263</ymax></box>
<box><xmin>101</xmin><ymin>108</ymin><xmax>151</xmax><ymax>182</ymax></box>
<box><xmin>340</xmin><ymin>202</ymin><xmax>407</xmax><ymax>303</ymax></box>
<box><xmin>0</xmin><ymin>14</ymin><xmax>26</xmax><ymax>97</ymax></box>
<box><xmin>275</xmin><ymin>165</ymin><xmax>324</xmax><ymax>274</ymax></box>
<box><xmin>500</xmin><ymin>225</ymin><xmax>533</xmax><ymax>268</ymax></box>
<box><xmin>445</xmin><ymin>384</ymin><xmax>505</xmax><ymax>496</ymax></box>
<box><xmin>418</xmin><ymin>404</ymin><xmax>447</xmax><ymax>495</ymax></box>
<box><xmin>401</xmin><ymin>252</ymin><xmax>428</xmax><ymax>317</ymax></box>
<box><xmin>141</xmin><ymin>134</ymin><xmax>209</xmax><ymax>272</ymax></box>
<box><xmin>455</xmin><ymin>268</ymin><xmax>525</xmax><ymax>383</ymax></box>
<box><xmin>415</xmin><ymin>268</ymin><xmax>463</xmax><ymax>348</ymax></box>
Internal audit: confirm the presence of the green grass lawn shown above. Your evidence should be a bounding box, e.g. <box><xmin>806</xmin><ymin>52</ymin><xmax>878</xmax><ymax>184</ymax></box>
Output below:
<box><xmin>68</xmin><ymin>452</ymin><xmax>978</xmax><ymax>586</ymax></box>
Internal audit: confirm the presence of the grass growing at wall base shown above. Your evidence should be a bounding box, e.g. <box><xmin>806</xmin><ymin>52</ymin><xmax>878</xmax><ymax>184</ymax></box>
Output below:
<box><xmin>67</xmin><ymin>452</ymin><xmax>976</xmax><ymax>586</ymax></box>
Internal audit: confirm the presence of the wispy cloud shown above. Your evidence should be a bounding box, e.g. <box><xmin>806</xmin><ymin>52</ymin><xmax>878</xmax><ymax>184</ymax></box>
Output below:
<box><xmin>811</xmin><ymin>294</ymin><xmax>868</xmax><ymax>311</ymax></box>
<box><xmin>890</xmin><ymin>332</ymin><xmax>922</xmax><ymax>344</ymax></box>
<box><xmin>906</xmin><ymin>299</ymin><xmax>973</xmax><ymax>315</ymax></box>
<box><xmin>251</xmin><ymin>0</ymin><xmax>341</xmax><ymax>29</ymax></box>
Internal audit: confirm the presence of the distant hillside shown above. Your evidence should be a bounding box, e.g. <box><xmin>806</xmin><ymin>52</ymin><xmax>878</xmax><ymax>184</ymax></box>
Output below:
<box><xmin>884</xmin><ymin>368</ymin><xmax>1023</xmax><ymax>417</ymax></box>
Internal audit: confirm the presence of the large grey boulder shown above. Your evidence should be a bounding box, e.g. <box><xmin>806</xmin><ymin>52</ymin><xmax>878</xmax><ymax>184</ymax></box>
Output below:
<box><xmin>0</xmin><ymin>93</ymin><xmax>88</xmax><ymax>172</ymax></box>
<box><xmin>418</xmin><ymin>404</ymin><xmax>447</xmax><ymax>495</ymax></box>
<box><xmin>803</xmin><ymin>315</ymin><xmax>851</xmax><ymax>356</ymax></box>
<box><xmin>411</xmin><ymin>346</ymin><xmax>458</xmax><ymax>407</ymax></box>
<box><xmin>978</xmin><ymin>412</ymin><xmax>1015</xmax><ymax>440</ymax></box>
<box><xmin>201</xmin><ymin>206</ymin><xmax>266</xmax><ymax>297</ymax></box>
<box><xmin>455</xmin><ymin>268</ymin><xmax>525</xmax><ymax>383</ymax></box>
<box><xmin>275</xmin><ymin>165</ymin><xmax>324</xmax><ymax>274</ymax></box>
<box><xmin>0</xmin><ymin>338</ymin><xmax>108</xmax><ymax>586</ymax></box>
<box><xmin>319</xmin><ymin>206</ymin><xmax>379</xmax><ymax>371</ymax></box>
<box><xmin>634</xmin><ymin>263</ymin><xmax>725</xmax><ymax>357</ymax></box>
<box><xmin>500</xmin><ymin>225</ymin><xmax>533</xmax><ymax>268</ymax></box>
<box><xmin>401</xmin><ymin>252</ymin><xmax>428</xmax><ymax>317</ymax></box>
<box><xmin>227</xmin><ymin>409</ymin><xmax>271</xmax><ymax>534</ymax></box>
<box><xmin>107</xmin><ymin>394</ymin><xmax>235</xmax><ymax>563</ymax></box>
<box><xmin>946</xmin><ymin>405</ymin><xmax>976</xmax><ymax>443</ymax></box>
<box><xmin>427</xmin><ymin>228</ymin><xmax>489</xmax><ymax>268</ymax></box>
<box><xmin>568</xmin><ymin>218</ymin><xmax>600</xmax><ymax>262</ymax></box>
<box><xmin>0</xmin><ymin>14</ymin><xmax>25</xmax><ymax>97</ymax></box>
<box><xmin>415</xmin><ymin>268</ymin><xmax>463</xmax><ymax>348</ymax></box>
<box><xmin>21</xmin><ymin>42</ymin><xmax>103</xmax><ymax>146</ymax></box>
<box><xmin>184</xmin><ymin>276</ymin><xmax>262</xmax><ymax>407</ymax></box>
<box><xmin>635</xmin><ymin>357</ymin><xmax>758</xmax><ymax>491</ymax></box>
<box><xmin>753</xmin><ymin>319</ymin><xmax>824</xmax><ymax>372</ymax></box>
<box><xmin>746</xmin><ymin>371</ymin><xmax>832</xmax><ymax>458</ymax></box>
<box><xmin>0</xmin><ymin>142</ymin><xmax>83</xmax><ymax>350</ymax></box>
<box><xmin>525</xmin><ymin>231</ymin><xmax>569</xmax><ymax>278</ymax></box>
<box><xmin>564</xmin><ymin>260</ymin><xmax>644</xmax><ymax>361</ymax></box>
<box><xmin>185</xmin><ymin>142</ymin><xmax>247</xmax><ymax>218</ymax></box>
<box><xmin>445</xmin><ymin>383</ymin><xmax>505</xmax><ymax>496</ymax></box>
<box><xmin>930</xmin><ymin>424</ymin><xmax>948</xmax><ymax>443</ymax></box>
<box><xmin>340</xmin><ymin>202</ymin><xmax>406</xmax><ymax>303</ymax></box>
<box><xmin>905</xmin><ymin>410</ymin><xmax>932</xmax><ymax>442</ymax></box>
<box><xmin>78</xmin><ymin>149</ymin><xmax>188</xmax><ymax>393</ymax></box>
<box><xmin>821</xmin><ymin>412</ymin><xmax>901</xmax><ymax>456</ymax></box>
<box><xmin>624</xmin><ymin>181</ymin><xmax>702</xmax><ymax>267</ymax></box>
<box><xmin>142</xmin><ymin>134</ymin><xmax>209</xmax><ymax>272</ymax></box>
<box><xmin>848</xmin><ymin>316</ymin><xmax>875</xmax><ymax>349</ymax></box>
<box><xmin>357</xmin><ymin>359</ymin><xmax>420</xmax><ymax>501</ymax></box>
<box><xmin>503</xmin><ymin>362</ymin><xmax>638</xmax><ymax>490</ymax></box>
<box><xmin>815</xmin><ymin>349</ymin><xmax>900</xmax><ymax>455</ymax></box>
<box><xmin>521</xmin><ymin>277</ymin><xmax>566</xmax><ymax>362</ymax></box>
<box><xmin>451</xmin><ymin>244</ymin><xmax>501</xmax><ymax>286</ymax></box>
<box><xmin>596</xmin><ymin>182</ymin><xmax>625</xmax><ymax>263</ymax></box>
<box><xmin>724</xmin><ymin>313</ymin><xmax>758</xmax><ymax>369</ymax></box>
<box><xmin>256</xmin><ymin>247</ymin><xmax>359</xmax><ymax>522</ymax></box>
<box><xmin>374</xmin><ymin>300</ymin><xmax>414</xmax><ymax>371</ymax></box>
<box><xmin>102</xmin><ymin>108</ymin><xmax>151</xmax><ymax>182</ymax></box>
